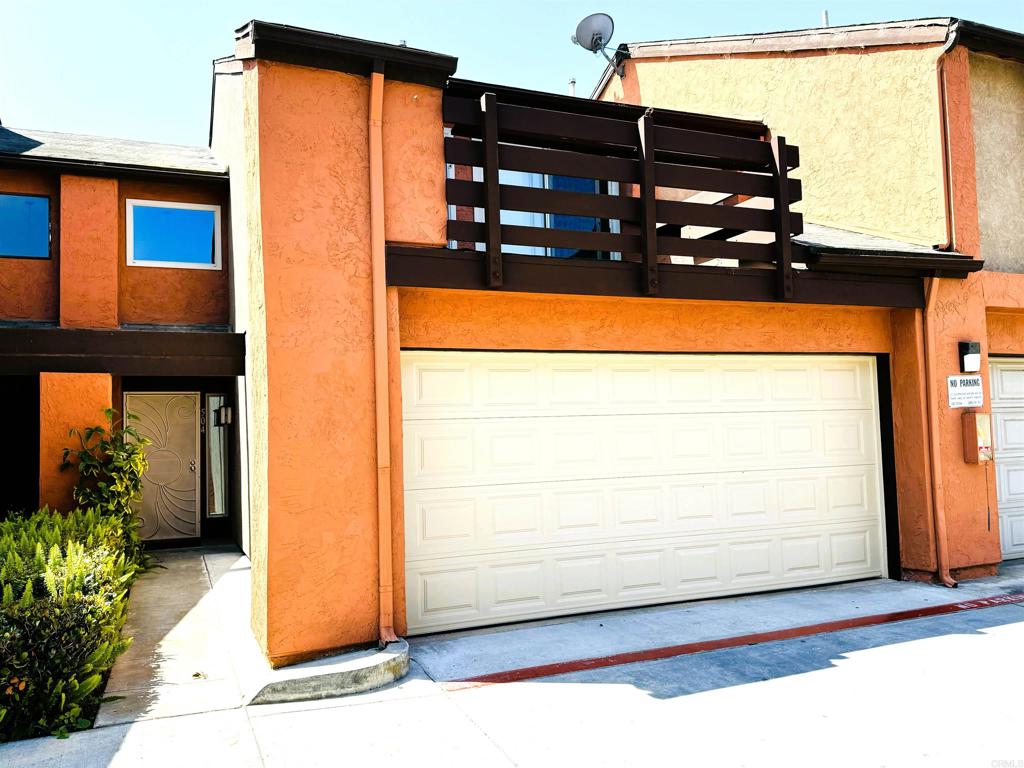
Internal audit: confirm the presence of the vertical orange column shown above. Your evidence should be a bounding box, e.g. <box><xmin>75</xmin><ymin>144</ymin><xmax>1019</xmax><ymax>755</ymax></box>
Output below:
<box><xmin>38</xmin><ymin>372</ymin><xmax>113</xmax><ymax>511</ymax></box>
<box><xmin>928</xmin><ymin>275</ymin><xmax>1001</xmax><ymax>577</ymax></box>
<box><xmin>889</xmin><ymin>308</ymin><xmax>938</xmax><ymax>577</ymax></box>
<box><xmin>59</xmin><ymin>175</ymin><xmax>119</xmax><ymax>328</ymax></box>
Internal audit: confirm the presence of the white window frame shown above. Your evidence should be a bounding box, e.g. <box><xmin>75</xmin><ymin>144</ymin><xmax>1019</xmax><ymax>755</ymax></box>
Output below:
<box><xmin>126</xmin><ymin>198</ymin><xmax>222</xmax><ymax>270</ymax></box>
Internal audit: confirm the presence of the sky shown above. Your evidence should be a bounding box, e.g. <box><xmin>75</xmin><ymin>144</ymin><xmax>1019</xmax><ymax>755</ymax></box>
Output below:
<box><xmin>2</xmin><ymin>0</ymin><xmax>1022</xmax><ymax>147</ymax></box>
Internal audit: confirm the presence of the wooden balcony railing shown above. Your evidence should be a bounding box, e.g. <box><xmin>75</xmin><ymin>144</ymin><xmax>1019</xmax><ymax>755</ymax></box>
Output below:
<box><xmin>442</xmin><ymin>80</ymin><xmax>803</xmax><ymax>301</ymax></box>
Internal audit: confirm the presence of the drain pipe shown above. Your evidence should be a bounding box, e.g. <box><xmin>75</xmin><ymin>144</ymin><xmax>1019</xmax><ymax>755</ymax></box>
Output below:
<box><xmin>369</xmin><ymin>61</ymin><xmax>399</xmax><ymax>645</ymax></box>
<box><xmin>923</xmin><ymin>277</ymin><xmax>958</xmax><ymax>588</ymax></box>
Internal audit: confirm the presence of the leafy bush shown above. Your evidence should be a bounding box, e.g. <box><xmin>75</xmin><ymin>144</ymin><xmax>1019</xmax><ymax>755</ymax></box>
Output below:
<box><xmin>60</xmin><ymin>409</ymin><xmax>150</xmax><ymax>563</ymax></box>
<box><xmin>0</xmin><ymin>411</ymin><xmax>149</xmax><ymax>741</ymax></box>
<box><xmin>0</xmin><ymin>508</ymin><xmax>139</xmax><ymax>741</ymax></box>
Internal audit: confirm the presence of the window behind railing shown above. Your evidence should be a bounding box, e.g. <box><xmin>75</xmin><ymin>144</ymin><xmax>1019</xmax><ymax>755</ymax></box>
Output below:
<box><xmin>443</xmin><ymin>83</ymin><xmax>803</xmax><ymax>299</ymax></box>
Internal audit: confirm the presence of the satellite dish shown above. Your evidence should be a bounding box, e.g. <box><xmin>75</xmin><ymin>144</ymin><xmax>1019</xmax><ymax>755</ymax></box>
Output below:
<box><xmin>572</xmin><ymin>12</ymin><xmax>614</xmax><ymax>53</ymax></box>
<box><xmin>571</xmin><ymin>13</ymin><xmax>625</xmax><ymax>77</ymax></box>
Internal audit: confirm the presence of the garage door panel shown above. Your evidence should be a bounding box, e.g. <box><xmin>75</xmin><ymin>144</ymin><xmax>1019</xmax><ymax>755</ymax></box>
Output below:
<box><xmin>403</xmin><ymin>353</ymin><xmax>876</xmax><ymax>421</ymax></box>
<box><xmin>991</xmin><ymin>363</ymin><xmax>1024</xmax><ymax>403</ymax></box>
<box><xmin>405</xmin><ymin>412</ymin><xmax>877</xmax><ymax>491</ymax></box>
<box><xmin>1001</xmin><ymin>513</ymin><xmax>1024</xmax><ymax>558</ymax></box>
<box><xmin>405</xmin><ymin>521</ymin><xmax>883</xmax><ymax>633</ymax></box>
<box><xmin>997</xmin><ymin>462</ymin><xmax>1024</xmax><ymax>506</ymax></box>
<box><xmin>404</xmin><ymin>351</ymin><xmax>885</xmax><ymax>633</ymax></box>
<box><xmin>406</xmin><ymin>466</ymin><xmax>880</xmax><ymax>559</ymax></box>
<box><xmin>994</xmin><ymin>410</ymin><xmax>1024</xmax><ymax>455</ymax></box>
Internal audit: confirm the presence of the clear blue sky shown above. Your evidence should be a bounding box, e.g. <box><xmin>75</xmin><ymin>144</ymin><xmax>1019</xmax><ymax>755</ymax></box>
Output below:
<box><xmin>2</xmin><ymin>1</ymin><xmax>1022</xmax><ymax>147</ymax></box>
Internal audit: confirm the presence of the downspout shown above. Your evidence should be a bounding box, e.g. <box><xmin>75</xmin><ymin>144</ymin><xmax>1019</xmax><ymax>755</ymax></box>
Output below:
<box><xmin>920</xmin><ymin>22</ymin><xmax>960</xmax><ymax>588</ymax></box>
<box><xmin>369</xmin><ymin>61</ymin><xmax>399</xmax><ymax>644</ymax></box>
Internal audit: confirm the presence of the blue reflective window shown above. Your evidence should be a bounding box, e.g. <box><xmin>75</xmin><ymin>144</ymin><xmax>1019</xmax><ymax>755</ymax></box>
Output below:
<box><xmin>127</xmin><ymin>201</ymin><xmax>220</xmax><ymax>269</ymax></box>
<box><xmin>0</xmin><ymin>193</ymin><xmax>50</xmax><ymax>258</ymax></box>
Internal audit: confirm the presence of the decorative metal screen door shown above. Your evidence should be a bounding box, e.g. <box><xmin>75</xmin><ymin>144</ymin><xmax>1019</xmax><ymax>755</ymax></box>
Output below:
<box><xmin>124</xmin><ymin>392</ymin><xmax>201</xmax><ymax>541</ymax></box>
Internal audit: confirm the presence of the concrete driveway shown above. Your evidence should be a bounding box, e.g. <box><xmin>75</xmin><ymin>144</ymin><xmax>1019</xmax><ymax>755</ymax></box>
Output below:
<box><xmin>5</xmin><ymin>565</ymin><xmax>1024</xmax><ymax>767</ymax></box>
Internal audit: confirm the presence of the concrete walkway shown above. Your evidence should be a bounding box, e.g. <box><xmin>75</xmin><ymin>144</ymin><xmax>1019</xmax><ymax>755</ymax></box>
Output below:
<box><xmin>3</xmin><ymin>561</ymin><xmax>1024</xmax><ymax>766</ymax></box>
<box><xmin>410</xmin><ymin>562</ymin><xmax>1024</xmax><ymax>681</ymax></box>
<box><xmin>95</xmin><ymin>547</ymin><xmax>252</xmax><ymax>726</ymax></box>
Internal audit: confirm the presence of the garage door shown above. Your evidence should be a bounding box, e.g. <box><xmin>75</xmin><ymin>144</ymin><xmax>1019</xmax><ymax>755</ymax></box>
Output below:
<box><xmin>403</xmin><ymin>351</ymin><xmax>887</xmax><ymax>634</ymax></box>
<box><xmin>990</xmin><ymin>360</ymin><xmax>1024</xmax><ymax>559</ymax></box>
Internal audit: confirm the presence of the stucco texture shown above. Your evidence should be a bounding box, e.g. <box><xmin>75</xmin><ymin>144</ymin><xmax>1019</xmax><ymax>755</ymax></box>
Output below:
<box><xmin>397</xmin><ymin>288</ymin><xmax>893</xmax><ymax>353</ymax></box>
<box><xmin>241</xmin><ymin>60</ymin><xmax>270</xmax><ymax>654</ymax></box>
<box><xmin>927</xmin><ymin>275</ymin><xmax>1001</xmax><ymax>571</ymax></box>
<box><xmin>252</xmin><ymin>60</ymin><xmax>379</xmax><ymax>662</ymax></box>
<box><xmin>981</xmin><ymin>272</ymin><xmax>1024</xmax><ymax>355</ymax></box>
<box><xmin>382</xmin><ymin>81</ymin><xmax>446</xmax><ymax>247</ymax></box>
<box><xmin>970</xmin><ymin>53</ymin><xmax>1024</xmax><ymax>271</ymax></box>
<box><xmin>0</xmin><ymin>169</ymin><xmax>58</xmax><ymax>322</ymax></box>
<box><xmin>38</xmin><ymin>373</ymin><xmax>112</xmax><ymax>511</ymax></box>
<box><xmin>601</xmin><ymin>47</ymin><xmax>947</xmax><ymax>246</ymax></box>
<box><xmin>59</xmin><ymin>175</ymin><xmax>119</xmax><ymax>328</ymax></box>
<box><xmin>118</xmin><ymin>179</ymin><xmax>231</xmax><ymax>326</ymax></box>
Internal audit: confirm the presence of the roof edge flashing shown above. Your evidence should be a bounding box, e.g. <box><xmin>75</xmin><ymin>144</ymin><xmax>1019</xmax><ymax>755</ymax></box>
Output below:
<box><xmin>233</xmin><ymin>19</ymin><xmax>458</xmax><ymax>87</ymax></box>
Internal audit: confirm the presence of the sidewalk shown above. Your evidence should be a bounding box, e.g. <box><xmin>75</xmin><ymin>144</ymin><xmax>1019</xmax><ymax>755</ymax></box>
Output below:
<box><xmin>2</xmin><ymin>559</ymin><xmax>1023</xmax><ymax>766</ymax></box>
<box><xmin>409</xmin><ymin>561</ymin><xmax>1024</xmax><ymax>681</ymax></box>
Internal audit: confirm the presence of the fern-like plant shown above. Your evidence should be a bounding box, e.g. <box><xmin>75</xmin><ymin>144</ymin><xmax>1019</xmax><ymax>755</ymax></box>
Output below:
<box><xmin>59</xmin><ymin>409</ymin><xmax>150</xmax><ymax>561</ymax></box>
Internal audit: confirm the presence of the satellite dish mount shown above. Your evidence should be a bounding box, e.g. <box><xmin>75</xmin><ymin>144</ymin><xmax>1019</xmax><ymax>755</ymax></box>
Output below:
<box><xmin>571</xmin><ymin>12</ymin><xmax>625</xmax><ymax>77</ymax></box>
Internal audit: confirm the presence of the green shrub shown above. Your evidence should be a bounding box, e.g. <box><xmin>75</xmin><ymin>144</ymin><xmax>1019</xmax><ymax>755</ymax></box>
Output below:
<box><xmin>0</xmin><ymin>507</ymin><xmax>139</xmax><ymax>741</ymax></box>
<box><xmin>60</xmin><ymin>409</ymin><xmax>150</xmax><ymax>564</ymax></box>
<box><xmin>0</xmin><ymin>411</ymin><xmax>150</xmax><ymax>741</ymax></box>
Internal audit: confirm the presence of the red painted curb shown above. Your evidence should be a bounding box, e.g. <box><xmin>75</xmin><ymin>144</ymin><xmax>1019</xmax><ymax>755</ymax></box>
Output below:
<box><xmin>442</xmin><ymin>591</ymin><xmax>1024</xmax><ymax>689</ymax></box>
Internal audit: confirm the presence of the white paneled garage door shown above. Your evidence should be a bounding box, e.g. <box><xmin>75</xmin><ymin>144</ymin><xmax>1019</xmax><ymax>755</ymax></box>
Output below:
<box><xmin>402</xmin><ymin>351</ymin><xmax>887</xmax><ymax>634</ymax></box>
<box><xmin>990</xmin><ymin>360</ymin><xmax>1024</xmax><ymax>559</ymax></box>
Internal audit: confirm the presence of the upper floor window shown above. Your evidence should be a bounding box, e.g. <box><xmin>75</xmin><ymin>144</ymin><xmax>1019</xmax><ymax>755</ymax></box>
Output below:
<box><xmin>126</xmin><ymin>199</ymin><xmax>222</xmax><ymax>270</ymax></box>
<box><xmin>0</xmin><ymin>193</ymin><xmax>50</xmax><ymax>259</ymax></box>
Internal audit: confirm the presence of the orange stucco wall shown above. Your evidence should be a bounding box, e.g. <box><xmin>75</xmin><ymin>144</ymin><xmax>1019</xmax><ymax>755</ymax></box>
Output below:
<box><xmin>118</xmin><ymin>179</ymin><xmax>230</xmax><ymax>326</ymax></box>
<box><xmin>38</xmin><ymin>372</ymin><xmax>112</xmax><ymax>511</ymax></box>
<box><xmin>251</xmin><ymin>59</ymin><xmax>378</xmax><ymax>661</ymax></box>
<box><xmin>242</xmin><ymin>55</ymin><xmax>450</xmax><ymax>661</ymax></box>
<box><xmin>0</xmin><ymin>169</ymin><xmax>58</xmax><ymax>322</ymax></box>
<box><xmin>3</xmin><ymin>170</ymin><xmax>229</xmax><ymax>329</ymax></box>
<box><xmin>382</xmin><ymin>81</ymin><xmax>446</xmax><ymax>247</ymax></box>
<box><xmin>397</xmin><ymin>289</ymin><xmax>894</xmax><ymax>352</ymax></box>
<box><xmin>928</xmin><ymin>275</ymin><xmax>1001</xmax><ymax>572</ymax></box>
<box><xmin>59</xmin><ymin>175</ymin><xmax>119</xmax><ymax>328</ymax></box>
<box><xmin>889</xmin><ymin>309</ymin><xmax>936</xmax><ymax>572</ymax></box>
<box><xmin>943</xmin><ymin>47</ymin><xmax>981</xmax><ymax>258</ymax></box>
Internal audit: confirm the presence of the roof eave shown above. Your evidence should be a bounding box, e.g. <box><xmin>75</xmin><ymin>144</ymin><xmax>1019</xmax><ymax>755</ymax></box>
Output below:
<box><xmin>0</xmin><ymin>154</ymin><xmax>229</xmax><ymax>184</ymax></box>
<box><xmin>953</xmin><ymin>18</ymin><xmax>1024</xmax><ymax>63</ymax></box>
<box><xmin>233</xmin><ymin>19</ymin><xmax>458</xmax><ymax>88</ymax></box>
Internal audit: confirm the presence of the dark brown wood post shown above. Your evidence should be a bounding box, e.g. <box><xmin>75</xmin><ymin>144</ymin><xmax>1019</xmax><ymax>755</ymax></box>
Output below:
<box><xmin>637</xmin><ymin>110</ymin><xmax>659</xmax><ymax>296</ymax></box>
<box><xmin>772</xmin><ymin>136</ymin><xmax>794</xmax><ymax>301</ymax></box>
<box><xmin>481</xmin><ymin>92</ymin><xmax>502</xmax><ymax>288</ymax></box>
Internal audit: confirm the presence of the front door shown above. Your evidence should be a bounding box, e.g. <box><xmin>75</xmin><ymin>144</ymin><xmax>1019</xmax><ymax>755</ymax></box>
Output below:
<box><xmin>124</xmin><ymin>392</ymin><xmax>201</xmax><ymax>542</ymax></box>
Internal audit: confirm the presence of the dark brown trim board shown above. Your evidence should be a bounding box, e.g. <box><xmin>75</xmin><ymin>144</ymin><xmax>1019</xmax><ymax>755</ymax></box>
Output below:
<box><xmin>234</xmin><ymin>20</ymin><xmax>458</xmax><ymax>87</ymax></box>
<box><xmin>0</xmin><ymin>156</ymin><xmax>229</xmax><ymax>186</ymax></box>
<box><xmin>386</xmin><ymin>246</ymin><xmax>926</xmax><ymax>308</ymax></box>
<box><xmin>0</xmin><ymin>327</ymin><xmax>244</xmax><ymax>376</ymax></box>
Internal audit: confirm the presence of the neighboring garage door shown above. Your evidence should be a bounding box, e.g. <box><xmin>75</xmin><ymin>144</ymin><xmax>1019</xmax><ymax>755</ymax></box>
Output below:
<box><xmin>990</xmin><ymin>360</ymin><xmax>1024</xmax><ymax>559</ymax></box>
<box><xmin>402</xmin><ymin>351</ymin><xmax>887</xmax><ymax>634</ymax></box>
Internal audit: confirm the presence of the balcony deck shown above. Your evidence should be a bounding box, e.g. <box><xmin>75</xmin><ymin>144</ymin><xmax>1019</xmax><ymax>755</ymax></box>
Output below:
<box><xmin>386</xmin><ymin>79</ymin><xmax>979</xmax><ymax>310</ymax></box>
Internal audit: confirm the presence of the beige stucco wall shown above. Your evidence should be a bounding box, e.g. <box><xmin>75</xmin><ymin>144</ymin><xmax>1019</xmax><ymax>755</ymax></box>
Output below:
<box><xmin>970</xmin><ymin>53</ymin><xmax>1024</xmax><ymax>272</ymax></box>
<box><xmin>600</xmin><ymin>47</ymin><xmax>947</xmax><ymax>246</ymax></box>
